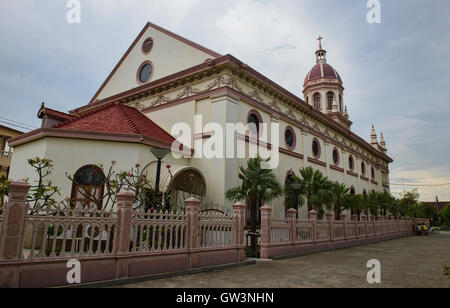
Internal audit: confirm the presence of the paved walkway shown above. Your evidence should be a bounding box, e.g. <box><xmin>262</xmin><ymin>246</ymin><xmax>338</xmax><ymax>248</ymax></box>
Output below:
<box><xmin>114</xmin><ymin>233</ymin><xmax>450</xmax><ymax>288</ymax></box>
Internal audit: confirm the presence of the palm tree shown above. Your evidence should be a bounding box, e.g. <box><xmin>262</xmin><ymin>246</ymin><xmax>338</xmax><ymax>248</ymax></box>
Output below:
<box><xmin>328</xmin><ymin>183</ymin><xmax>350</xmax><ymax>220</ymax></box>
<box><xmin>225</xmin><ymin>156</ymin><xmax>283</xmax><ymax>254</ymax></box>
<box><xmin>344</xmin><ymin>194</ymin><xmax>364</xmax><ymax>220</ymax></box>
<box><xmin>366</xmin><ymin>190</ymin><xmax>382</xmax><ymax>218</ymax></box>
<box><xmin>290</xmin><ymin>167</ymin><xmax>331</xmax><ymax>218</ymax></box>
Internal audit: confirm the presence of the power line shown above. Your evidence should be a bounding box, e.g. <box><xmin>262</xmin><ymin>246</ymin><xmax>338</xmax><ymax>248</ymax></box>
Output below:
<box><xmin>0</xmin><ymin>120</ymin><xmax>35</xmax><ymax>131</ymax></box>
<box><xmin>390</xmin><ymin>183</ymin><xmax>450</xmax><ymax>187</ymax></box>
<box><xmin>0</xmin><ymin>116</ymin><xmax>37</xmax><ymax>130</ymax></box>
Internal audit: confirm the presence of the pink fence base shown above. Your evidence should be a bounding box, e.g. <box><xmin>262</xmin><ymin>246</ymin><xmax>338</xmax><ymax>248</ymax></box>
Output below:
<box><xmin>260</xmin><ymin>207</ymin><xmax>429</xmax><ymax>260</ymax></box>
<box><xmin>0</xmin><ymin>182</ymin><xmax>246</xmax><ymax>288</ymax></box>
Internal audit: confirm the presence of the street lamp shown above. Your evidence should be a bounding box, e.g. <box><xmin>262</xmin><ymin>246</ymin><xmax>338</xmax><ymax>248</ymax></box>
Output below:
<box><xmin>150</xmin><ymin>147</ymin><xmax>170</xmax><ymax>196</ymax></box>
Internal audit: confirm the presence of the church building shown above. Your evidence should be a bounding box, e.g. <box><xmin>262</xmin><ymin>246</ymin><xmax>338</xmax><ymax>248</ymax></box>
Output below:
<box><xmin>8</xmin><ymin>22</ymin><xmax>393</xmax><ymax>219</ymax></box>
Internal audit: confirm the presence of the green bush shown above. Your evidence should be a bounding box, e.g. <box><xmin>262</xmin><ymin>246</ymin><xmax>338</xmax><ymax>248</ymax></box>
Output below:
<box><xmin>442</xmin><ymin>205</ymin><xmax>450</xmax><ymax>227</ymax></box>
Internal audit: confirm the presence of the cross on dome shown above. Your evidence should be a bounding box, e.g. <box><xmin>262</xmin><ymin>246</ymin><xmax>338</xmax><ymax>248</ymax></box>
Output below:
<box><xmin>317</xmin><ymin>36</ymin><xmax>323</xmax><ymax>49</ymax></box>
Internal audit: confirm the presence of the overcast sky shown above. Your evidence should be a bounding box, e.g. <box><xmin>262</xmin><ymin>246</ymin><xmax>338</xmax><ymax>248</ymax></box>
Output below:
<box><xmin>1</xmin><ymin>0</ymin><xmax>449</xmax><ymax>201</ymax></box>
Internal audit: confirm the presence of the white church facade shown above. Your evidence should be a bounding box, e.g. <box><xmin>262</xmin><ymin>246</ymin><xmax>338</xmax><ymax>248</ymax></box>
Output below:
<box><xmin>8</xmin><ymin>22</ymin><xmax>392</xmax><ymax>219</ymax></box>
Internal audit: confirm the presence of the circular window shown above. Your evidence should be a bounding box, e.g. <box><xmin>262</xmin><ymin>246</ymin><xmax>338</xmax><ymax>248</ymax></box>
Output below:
<box><xmin>349</xmin><ymin>156</ymin><xmax>354</xmax><ymax>171</ymax></box>
<box><xmin>361</xmin><ymin>162</ymin><xmax>366</xmax><ymax>176</ymax></box>
<box><xmin>142</xmin><ymin>37</ymin><xmax>154</xmax><ymax>54</ymax></box>
<box><xmin>332</xmin><ymin>148</ymin><xmax>340</xmax><ymax>165</ymax></box>
<box><xmin>312</xmin><ymin>139</ymin><xmax>321</xmax><ymax>158</ymax></box>
<box><xmin>285</xmin><ymin>127</ymin><xmax>296</xmax><ymax>150</ymax></box>
<box><xmin>137</xmin><ymin>62</ymin><xmax>153</xmax><ymax>84</ymax></box>
<box><xmin>247</xmin><ymin>110</ymin><xmax>262</xmax><ymax>136</ymax></box>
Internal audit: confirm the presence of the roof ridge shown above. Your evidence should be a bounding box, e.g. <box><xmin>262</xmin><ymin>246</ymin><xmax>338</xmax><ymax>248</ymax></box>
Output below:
<box><xmin>116</xmin><ymin>105</ymin><xmax>140</xmax><ymax>135</ymax></box>
<box><xmin>53</xmin><ymin>102</ymin><xmax>118</xmax><ymax>128</ymax></box>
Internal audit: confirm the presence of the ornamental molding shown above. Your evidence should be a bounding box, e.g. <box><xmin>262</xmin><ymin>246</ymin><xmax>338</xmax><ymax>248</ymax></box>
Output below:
<box><xmin>128</xmin><ymin>71</ymin><xmax>386</xmax><ymax>167</ymax></box>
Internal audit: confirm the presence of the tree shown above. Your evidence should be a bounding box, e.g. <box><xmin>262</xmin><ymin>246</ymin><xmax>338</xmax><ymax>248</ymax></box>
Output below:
<box><xmin>344</xmin><ymin>194</ymin><xmax>364</xmax><ymax>219</ymax></box>
<box><xmin>289</xmin><ymin>167</ymin><xmax>332</xmax><ymax>218</ymax></box>
<box><xmin>398</xmin><ymin>189</ymin><xmax>421</xmax><ymax>217</ymax></box>
<box><xmin>442</xmin><ymin>205</ymin><xmax>450</xmax><ymax>227</ymax></box>
<box><xmin>366</xmin><ymin>190</ymin><xmax>382</xmax><ymax>217</ymax></box>
<box><xmin>327</xmin><ymin>183</ymin><xmax>350</xmax><ymax>220</ymax></box>
<box><xmin>226</xmin><ymin>156</ymin><xmax>283</xmax><ymax>254</ymax></box>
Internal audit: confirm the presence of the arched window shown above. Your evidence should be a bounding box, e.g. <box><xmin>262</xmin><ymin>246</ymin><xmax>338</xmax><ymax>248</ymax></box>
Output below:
<box><xmin>285</xmin><ymin>173</ymin><xmax>299</xmax><ymax>217</ymax></box>
<box><xmin>348</xmin><ymin>155</ymin><xmax>354</xmax><ymax>171</ymax></box>
<box><xmin>285</xmin><ymin>126</ymin><xmax>296</xmax><ymax>150</ymax></box>
<box><xmin>313</xmin><ymin>93</ymin><xmax>321</xmax><ymax>110</ymax></box>
<box><xmin>71</xmin><ymin>165</ymin><xmax>105</xmax><ymax>210</ymax></box>
<box><xmin>327</xmin><ymin>92</ymin><xmax>334</xmax><ymax>110</ymax></box>
<box><xmin>371</xmin><ymin>167</ymin><xmax>376</xmax><ymax>180</ymax></box>
<box><xmin>361</xmin><ymin>162</ymin><xmax>366</xmax><ymax>176</ymax></box>
<box><xmin>312</xmin><ymin>138</ymin><xmax>321</xmax><ymax>159</ymax></box>
<box><xmin>247</xmin><ymin>110</ymin><xmax>263</xmax><ymax>136</ymax></box>
<box><xmin>332</xmin><ymin>148</ymin><xmax>340</xmax><ymax>166</ymax></box>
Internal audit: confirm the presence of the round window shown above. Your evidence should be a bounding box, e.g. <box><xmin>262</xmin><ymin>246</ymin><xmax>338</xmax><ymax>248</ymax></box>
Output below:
<box><xmin>312</xmin><ymin>139</ymin><xmax>320</xmax><ymax>158</ymax></box>
<box><xmin>349</xmin><ymin>156</ymin><xmax>354</xmax><ymax>171</ymax></box>
<box><xmin>142</xmin><ymin>37</ymin><xmax>154</xmax><ymax>54</ymax></box>
<box><xmin>248</xmin><ymin>112</ymin><xmax>260</xmax><ymax>135</ymax></box>
<box><xmin>332</xmin><ymin>148</ymin><xmax>339</xmax><ymax>165</ymax></box>
<box><xmin>285</xmin><ymin>128</ymin><xmax>295</xmax><ymax>149</ymax></box>
<box><xmin>138</xmin><ymin>63</ymin><xmax>153</xmax><ymax>84</ymax></box>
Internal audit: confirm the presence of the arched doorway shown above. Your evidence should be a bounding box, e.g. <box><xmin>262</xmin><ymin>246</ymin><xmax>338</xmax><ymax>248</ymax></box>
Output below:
<box><xmin>141</xmin><ymin>162</ymin><xmax>207</xmax><ymax>211</ymax></box>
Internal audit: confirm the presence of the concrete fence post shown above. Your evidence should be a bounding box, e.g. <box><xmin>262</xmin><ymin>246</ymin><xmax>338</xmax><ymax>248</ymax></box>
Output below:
<box><xmin>362</xmin><ymin>215</ymin><xmax>368</xmax><ymax>238</ymax></box>
<box><xmin>288</xmin><ymin>209</ymin><xmax>298</xmax><ymax>244</ymax></box>
<box><xmin>232</xmin><ymin>202</ymin><xmax>246</xmax><ymax>261</ymax></box>
<box><xmin>309</xmin><ymin>210</ymin><xmax>318</xmax><ymax>243</ymax></box>
<box><xmin>259</xmin><ymin>205</ymin><xmax>272</xmax><ymax>259</ymax></box>
<box><xmin>326</xmin><ymin>213</ymin><xmax>334</xmax><ymax>242</ymax></box>
<box><xmin>185</xmin><ymin>197</ymin><xmax>200</xmax><ymax>268</ymax></box>
<box><xmin>0</xmin><ymin>181</ymin><xmax>31</xmax><ymax>261</ymax></box>
<box><xmin>340</xmin><ymin>214</ymin><xmax>347</xmax><ymax>240</ymax></box>
<box><xmin>0</xmin><ymin>181</ymin><xmax>30</xmax><ymax>288</ymax></box>
<box><xmin>114</xmin><ymin>191</ymin><xmax>134</xmax><ymax>278</ymax></box>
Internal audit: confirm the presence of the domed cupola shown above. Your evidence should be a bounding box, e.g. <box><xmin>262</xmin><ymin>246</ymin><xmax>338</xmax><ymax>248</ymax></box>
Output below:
<box><xmin>303</xmin><ymin>36</ymin><xmax>352</xmax><ymax>129</ymax></box>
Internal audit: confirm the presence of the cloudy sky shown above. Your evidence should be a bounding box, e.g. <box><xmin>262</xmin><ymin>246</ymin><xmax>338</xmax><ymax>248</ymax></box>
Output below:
<box><xmin>1</xmin><ymin>0</ymin><xmax>449</xmax><ymax>201</ymax></box>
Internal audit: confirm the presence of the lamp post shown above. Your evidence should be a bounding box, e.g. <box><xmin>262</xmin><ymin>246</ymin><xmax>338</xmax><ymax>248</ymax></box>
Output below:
<box><xmin>150</xmin><ymin>147</ymin><xmax>170</xmax><ymax>209</ymax></box>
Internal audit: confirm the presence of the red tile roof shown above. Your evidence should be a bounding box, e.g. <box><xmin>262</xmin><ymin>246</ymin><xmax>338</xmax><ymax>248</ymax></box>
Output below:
<box><xmin>38</xmin><ymin>104</ymin><xmax>76</xmax><ymax>122</ymax></box>
<box><xmin>53</xmin><ymin>103</ymin><xmax>175</xmax><ymax>144</ymax></box>
<box><xmin>304</xmin><ymin>63</ymin><xmax>342</xmax><ymax>85</ymax></box>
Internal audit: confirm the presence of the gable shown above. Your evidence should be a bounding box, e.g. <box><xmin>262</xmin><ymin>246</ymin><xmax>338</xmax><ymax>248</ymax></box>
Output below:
<box><xmin>90</xmin><ymin>22</ymin><xmax>221</xmax><ymax>104</ymax></box>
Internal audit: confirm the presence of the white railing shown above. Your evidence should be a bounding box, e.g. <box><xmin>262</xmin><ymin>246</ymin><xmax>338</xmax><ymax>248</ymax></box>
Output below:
<box><xmin>198</xmin><ymin>212</ymin><xmax>234</xmax><ymax>248</ymax></box>
<box><xmin>23</xmin><ymin>203</ymin><xmax>117</xmax><ymax>260</ymax></box>
<box><xmin>130</xmin><ymin>210</ymin><xmax>187</xmax><ymax>253</ymax></box>
<box><xmin>270</xmin><ymin>218</ymin><xmax>291</xmax><ymax>244</ymax></box>
<box><xmin>296</xmin><ymin>219</ymin><xmax>313</xmax><ymax>242</ymax></box>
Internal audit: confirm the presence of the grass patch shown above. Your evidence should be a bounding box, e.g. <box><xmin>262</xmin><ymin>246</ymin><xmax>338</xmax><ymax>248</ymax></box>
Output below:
<box><xmin>444</xmin><ymin>265</ymin><xmax>450</xmax><ymax>276</ymax></box>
